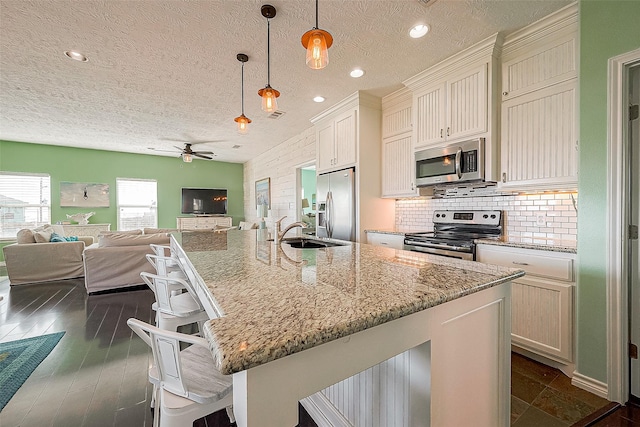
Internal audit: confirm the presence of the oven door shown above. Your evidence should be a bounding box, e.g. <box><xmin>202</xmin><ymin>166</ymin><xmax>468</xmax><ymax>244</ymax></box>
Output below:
<box><xmin>403</xmin><ymin>242</ymin><xmax>475</xmax><ymax>261</ymax></box>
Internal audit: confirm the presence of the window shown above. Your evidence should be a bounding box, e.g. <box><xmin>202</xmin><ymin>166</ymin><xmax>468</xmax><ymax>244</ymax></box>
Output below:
<box><xmin>0</xmin><ymin>172</ymin><xmax>51</xmax><ymax>239</ymax></box>
<box><xmin>116</xmin><ymin>178</ymin><xmax>157</xmax><ymax>230</ymax></box>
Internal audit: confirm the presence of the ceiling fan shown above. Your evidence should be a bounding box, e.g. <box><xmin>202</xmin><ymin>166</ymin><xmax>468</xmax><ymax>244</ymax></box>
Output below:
<box><xmin>149</xmin><ymin>142</ymin><xmax>216</xmax><ymax>162</ymax></box>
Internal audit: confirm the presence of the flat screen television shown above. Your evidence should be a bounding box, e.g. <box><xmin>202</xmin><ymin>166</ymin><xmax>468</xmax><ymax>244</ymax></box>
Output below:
<box><xmin>181</xmin><ymin>188</ymin><xmax>228</xmax><ymax>215</ymax></box>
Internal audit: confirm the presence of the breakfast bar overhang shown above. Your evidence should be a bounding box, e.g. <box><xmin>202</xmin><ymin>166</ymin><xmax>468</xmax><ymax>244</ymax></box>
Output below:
<box><xmin>171</xmin><ymin>230</ymin><xmax>525</xmax><ymax>427</ymax></box>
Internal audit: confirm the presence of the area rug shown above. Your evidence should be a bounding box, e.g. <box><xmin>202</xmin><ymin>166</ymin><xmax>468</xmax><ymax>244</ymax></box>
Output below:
<box><xmin>0</xmin><ymin>332</ymin><xmax>65</xmax><ymax>411</ymax></box>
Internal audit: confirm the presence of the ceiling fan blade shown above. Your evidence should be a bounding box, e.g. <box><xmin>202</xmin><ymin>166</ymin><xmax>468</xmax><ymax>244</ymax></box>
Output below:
<box><xmin>173</xmin><ymin>145</ymin><xmax>186</xmax><ymax>152</ymax></box>
<box><xmin>193</xmin><ymin>153</ymin><xmax>213</xmax><ymax>160</ymax></box>
<box><xmin>193</xmin><ymin>151</ymin><xmax>214</xmax><ymax>155</ymax></box>
<box><xmin>148</xmin><ymin>147</ymin><xmax>180</xmax><ymax>153</ymax></box>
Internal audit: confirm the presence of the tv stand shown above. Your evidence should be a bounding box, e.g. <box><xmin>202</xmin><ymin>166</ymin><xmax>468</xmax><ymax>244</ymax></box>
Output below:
<box><xmin>177</xmin><ymin>216</ymin><xmax>232</xmax><ymax>231</ymax></box>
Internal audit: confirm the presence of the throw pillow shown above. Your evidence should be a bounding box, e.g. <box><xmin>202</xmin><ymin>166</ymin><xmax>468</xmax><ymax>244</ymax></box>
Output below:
<box><xmin>50</xmin><ymin>232</ymin><xmax>66</xmax><ymax>242</ymax></box>
<box><xmin>34</xmin><ymin>229</ymin><xmax>53</xmax><ymax>243</ymax></box>
<box><xmin>65</xmin><ymin>236</ymin><xmax>79</xmax><ymax>241</ymax></box>
<box><xmin>16</xmin><ymin>229</ymin><xmax>36</xmax><ymax>244</ymax></box>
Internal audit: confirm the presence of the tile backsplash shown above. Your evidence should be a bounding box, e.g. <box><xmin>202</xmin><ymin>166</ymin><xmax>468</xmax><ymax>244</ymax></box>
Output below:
<box><xmin>395</xmin><ymin>192</ymin><xmax>578</xmax><ymax>242</ymax></box>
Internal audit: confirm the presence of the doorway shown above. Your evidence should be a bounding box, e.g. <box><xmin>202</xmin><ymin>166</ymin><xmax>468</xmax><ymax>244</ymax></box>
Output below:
<box><xmin>297</xmin><ymin>162</ymin><xmax>317</xmax><ymax>236</ymax></box>
<box><xmin>607</xmin><ymin>49</ymin><xmax>640</xmax><ymax>404</ymax></box>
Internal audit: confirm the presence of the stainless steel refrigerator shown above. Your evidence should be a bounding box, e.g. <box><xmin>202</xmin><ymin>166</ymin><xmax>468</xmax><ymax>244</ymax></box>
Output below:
<box><xmin>316</xmin><ymin>167</ymin><xmax>355</xmax><ymax>241</ymax></box>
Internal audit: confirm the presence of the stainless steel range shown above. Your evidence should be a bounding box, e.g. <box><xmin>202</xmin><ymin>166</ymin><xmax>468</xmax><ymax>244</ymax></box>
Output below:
<box><xmin>404</xmin><ymin>210</ymin><xmax>503</xmax><ymax>261</ymax></box>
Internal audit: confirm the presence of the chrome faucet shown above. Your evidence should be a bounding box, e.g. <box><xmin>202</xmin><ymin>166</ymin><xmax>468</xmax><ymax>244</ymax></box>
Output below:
<box><xmin>274</xmin><ymin>216</ymin><xmax>306</xmax><ymax>245</ymax></box>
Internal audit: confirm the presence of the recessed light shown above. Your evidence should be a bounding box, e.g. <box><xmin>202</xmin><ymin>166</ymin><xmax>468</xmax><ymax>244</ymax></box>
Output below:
<box><xmin>313</xmin><ymin>96</ymin><xmax>325</xmax><ymax>103</ymax></box>
<box><xmin>409</xmin><ymin>24</ymin><xmax>429</xmax><ymax>38</ymax></box>
<box><xmin>350</xmin><ymin>68</ymin><xmax>364</xmax><ymax>78</ymax></box>
<box><xmin>64</xmin><ymin>50</ymin><xmax>88</xmax><ymax>62</ymax></box>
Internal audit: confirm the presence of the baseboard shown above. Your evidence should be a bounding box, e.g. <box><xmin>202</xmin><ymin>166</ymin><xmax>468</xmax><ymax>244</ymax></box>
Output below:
<box><xmin>512</xmin><ymin>345</ymin><xmax>576</xmax><ymax>378</ymax></box>
<box><xmin>300</xmin><ymin>393</ymin><xmax>352</xmax><ymax>427</ymax></box>
<box><xmin>571</xmin><ymin>371</ymin><xmax>609</xmax><ymax>399</ymax></box>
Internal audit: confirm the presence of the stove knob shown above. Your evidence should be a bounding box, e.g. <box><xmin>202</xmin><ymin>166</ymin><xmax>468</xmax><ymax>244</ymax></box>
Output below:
<box><xmin>483</xmin><ymin>214</ymin><xmax>489</xmax><ymax>219</ymax></box>
<box><xmin>442</xmin><ymin>213</ymin><xmax>446</xmax><ymax>218</ymax></box>
<box><xmin>436</xmin><ymin>214</ymin><xmax>440</xmax><ymax>218</ymax></box>
<box><xmin>490</xmin><ymin>214</ymin><xmax>496</xmax><ymax>219</ymax></box>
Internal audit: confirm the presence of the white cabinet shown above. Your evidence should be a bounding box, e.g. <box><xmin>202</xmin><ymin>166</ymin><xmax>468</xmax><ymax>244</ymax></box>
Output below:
<box><xmin>176</xmin><ymin>216</ymin><xmax>232</xmax><ymax>231</ymax></box>
<box><xmin>381</xmin><ymin>88</ymin><xmax>417</xmax><ymax>198</ymax></box>
<box><xmin>413</xmin><ymin>64</ymin><xmax>488</xmax><ymax>149</ymax></box>
<box><xmin>315</xmin><ymin>108</ymin><xmax>357</xmax><ymax>174</ymax></box>
<box><xmin>366</xmin><ymin>231</ymin><xmax>405</xmax><ymax>250</ymax></box>
<box><xmin>477</xmin><ymin>243</ymin><xmax>575</xmax><ymax>371</ymax></box>
<box><xmin>404</xmin><ymin>34</ymin><xmax>501</xmax><ymax>182</ymax></box>
<box><xmin>499</xmin><ymin>4</ymin><xmax>578</xmax><ymax>190</ymax></box>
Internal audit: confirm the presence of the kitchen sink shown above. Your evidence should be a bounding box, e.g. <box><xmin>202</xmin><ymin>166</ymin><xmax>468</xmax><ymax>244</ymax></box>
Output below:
<box><xmin>282</xmin><ymin>238</ymin><xmax>347</xmax><ymax>249</ymax></box>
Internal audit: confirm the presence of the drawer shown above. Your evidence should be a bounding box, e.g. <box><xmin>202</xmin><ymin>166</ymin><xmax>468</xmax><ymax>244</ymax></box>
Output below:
<box><xmin>476</xmin><ymin>244</ymin><xmax>574</xmax><ymax>281</ymax></box>
<box><xmin>366</xmin><ymin>232</ymin><xmax>405</xmax><ymax>250</ymax></box>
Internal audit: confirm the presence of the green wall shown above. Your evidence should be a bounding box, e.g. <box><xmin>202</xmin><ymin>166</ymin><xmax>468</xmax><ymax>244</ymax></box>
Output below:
<box><xmin>577</xmin><ymin>0</ymin><xmax>640</xmax><ymax>383</ymax></box>
<box><xmin>0</xmin><ymin>140</ymin><xmax>244</xmax><ymax>260</ymax></box>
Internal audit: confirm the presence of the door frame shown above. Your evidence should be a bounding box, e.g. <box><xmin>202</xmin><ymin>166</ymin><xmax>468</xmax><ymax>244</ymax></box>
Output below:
<box><xmin>606</xmin><ymin>48</ymin><xmax>640</xmax><ymax>403</ymax></box>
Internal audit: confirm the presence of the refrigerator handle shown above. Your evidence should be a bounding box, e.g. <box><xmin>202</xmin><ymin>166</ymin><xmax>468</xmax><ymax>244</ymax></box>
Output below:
<box><xmin>326</xmin><ymin>191</ymin><xmax>333</xmax><ymax>238</ymax></box>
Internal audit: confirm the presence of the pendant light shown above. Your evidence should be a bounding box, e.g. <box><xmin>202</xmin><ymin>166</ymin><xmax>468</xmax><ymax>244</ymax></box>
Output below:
<box><xmin>301</xmin><ymin>0</ymin><xmax>333</xmax><ymax>70</ymax></box>
<box><xmin>258</xmin><ymin>4</ymin><xmax>280</xmax><ymax>113</ymax></box>
<box><xmin>234</xmin><ymin>53</ymin><xmax>251</xmax><ymax>134</ymax></box>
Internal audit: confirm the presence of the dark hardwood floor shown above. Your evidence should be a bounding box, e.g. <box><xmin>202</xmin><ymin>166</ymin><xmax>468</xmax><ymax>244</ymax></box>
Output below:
<box><xmin>0</xmin><ymin>277</ymin><xmax>637</xmax><ymax>427</ymax></box>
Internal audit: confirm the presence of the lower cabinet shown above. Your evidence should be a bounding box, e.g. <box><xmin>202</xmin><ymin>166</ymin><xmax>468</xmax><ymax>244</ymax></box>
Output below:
<box><xmin>176</xmin><ymin>216</ymin><xmax>232</xmax><ymax>230</ymax></box>
<box><xmin>476</xmin><ymin>244</ymin><xmax>575</xmax><ymax>370</ymax></box>
<box><xmin>366</xmin><ymin>232</ymin><xmax>405</xmax><ymax>250</ymax></box>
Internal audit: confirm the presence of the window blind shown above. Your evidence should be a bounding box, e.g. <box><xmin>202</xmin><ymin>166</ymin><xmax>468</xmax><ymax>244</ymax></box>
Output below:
<box><xmin>0</xmin><ymin>172</ymin><xmax>51</xmax><ymax>239</ymax></box>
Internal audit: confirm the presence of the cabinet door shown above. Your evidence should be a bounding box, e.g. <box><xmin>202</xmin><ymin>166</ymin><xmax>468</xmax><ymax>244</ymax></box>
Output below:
<box><xmin>316</xmin><ymin>121</ymin><xmax>335</xmax><ymax>173</ymax></box>
<box><xmin>366</xmin><ymin>232</ymin><xmax>405</xmax><ymax>249</ymax></box>
<box><xmin>382</xmin><ymin>133</ymin><xmax>416</xmax><ymax>198</ymax></box>
<box><xmin>333</xmin><ymin>109</ymin><xmax>357</xmax><ymax>169</ymax></box>
<box><xmin>446</xmin><ymin>64</ymin><xmax>487</xmax><ymax>141</ymax></box>
<box><xmin>501</xmin><ymin>80</ymin><xmax>577</xmax><ymax>188</ymax></box>
<box><xmin>413</xmin><ymin>82</ymin><xmax>446</xmax><ymax>148</ymax></box>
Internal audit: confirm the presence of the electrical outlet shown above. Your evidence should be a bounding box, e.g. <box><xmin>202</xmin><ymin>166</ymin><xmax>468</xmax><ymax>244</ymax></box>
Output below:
<box><xmin>535</xmin><ymin>214</ymin><xmax>546</xmax><ymax>226</ymax></box>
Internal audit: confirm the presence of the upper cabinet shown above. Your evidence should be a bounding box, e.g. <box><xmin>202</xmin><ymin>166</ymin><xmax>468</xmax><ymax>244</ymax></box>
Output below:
<box><xmin>316</xmin><ymin>109</ymin><xmax>357</xmax><ymax>173</ymax></box>
<box><xmin>499</xmin><ymin>3</ymin><xmax>578</xmax><ymax>190</ymax></box>
<box><xmin>413</xmin><ymin>64</ymin><xmax>488</xmax><ymax>147</ymax></box>
<box><xmin>381</xmin><ymin>88</ymin><xmax>417</xmax><ymax>198</ymax></box>
<box><xmin>404</xmin><ymin>34</ymin><xmax>502</xmax><ymax>183</ymax></box>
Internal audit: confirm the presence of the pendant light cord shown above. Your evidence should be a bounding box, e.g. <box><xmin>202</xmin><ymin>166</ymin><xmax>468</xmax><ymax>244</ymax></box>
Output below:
<box><xmin>241</xmin><ymin>61</ymin><xmax>245</xmax><ymax>115</ymax></box>
<box><xmin>267</xmin><ymin>18</ymin><xmax>271</xmax><ymax>86</ymax></box>
<box><xmin>315</xmin><ymin>0</ymin><xmax>319</xmax><ymax>29</ymax></box>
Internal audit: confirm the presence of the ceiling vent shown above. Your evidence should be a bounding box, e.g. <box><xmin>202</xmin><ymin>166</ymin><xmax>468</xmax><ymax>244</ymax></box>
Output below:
<box><xmin>232</xmin><ymin>145</ymin><xmax>241</xmax><ymax>149</ymax></box>
<box><xmin>268</xmin><ymin>110</ymin><xmax>285</xmax><ymax>119</ymax></box>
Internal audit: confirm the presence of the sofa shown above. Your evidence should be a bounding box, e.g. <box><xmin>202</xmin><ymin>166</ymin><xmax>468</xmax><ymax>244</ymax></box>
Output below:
<box><xmin>2</xmin><ymin>224</ymin><xmax>94</xmax><ymax>285</ymax></box>
<box><xmin>82</xmin><ymin>229</ymin><xmax>173</xmax><ymax>294</ymax></box>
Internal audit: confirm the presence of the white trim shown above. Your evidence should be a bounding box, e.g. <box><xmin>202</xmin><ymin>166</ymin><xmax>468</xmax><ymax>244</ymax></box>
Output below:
<box><xmin>299</xmin><ymin>394</ymin><xmax>352</xmax><ymax>427</ymax></box>
<box><xmin>606</xmin><ymin>48</ymin><xmax>640</xmax><ymax>404</ymax></box>
<box><xmin>572</xmin><ymin>372</ymin><xmax>609</xmax><ymax>399</ymax></box>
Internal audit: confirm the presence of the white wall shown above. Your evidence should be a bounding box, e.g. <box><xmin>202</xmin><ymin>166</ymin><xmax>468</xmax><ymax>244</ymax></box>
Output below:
<box><xmin>244</xmin><ymin>127</ymin><xmax>316</xmax><ymax>230</ymax></box>
<box><xmin>395</xmin><ymin>191</ymin><xmax>578</xmax><ymax>243</ymax></box>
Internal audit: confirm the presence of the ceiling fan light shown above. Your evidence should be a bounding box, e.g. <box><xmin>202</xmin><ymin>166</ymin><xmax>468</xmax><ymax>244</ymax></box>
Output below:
<box><xmin>234</xmin><ymin>114</ymin><xmax>251</xmax><ymax>134</ymax></box>
<box><xmin>182</xmin><ymin>153</ymin><xmax>193</xmax><ymax>163</ymax></box>
<box><xmin>258</xmin><ymin>85</ymin><xmax>280</xmax><ymax>113</ymax></box>
<box><xmin>302</xmin><ymin>29</ymin><xmax>332</xmax><ymax>70</ymax></box>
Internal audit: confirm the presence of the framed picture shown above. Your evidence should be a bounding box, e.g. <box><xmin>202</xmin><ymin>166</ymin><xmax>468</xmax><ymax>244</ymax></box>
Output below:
<box><xmin>255</xmin><ymin>177</ymin><xmax>270</xmax><ymax>209</ymax></box>
<box><xmin>60</xmin><ymin>182</ymin><xmax>110</xmax><ymax>207</ymax></box>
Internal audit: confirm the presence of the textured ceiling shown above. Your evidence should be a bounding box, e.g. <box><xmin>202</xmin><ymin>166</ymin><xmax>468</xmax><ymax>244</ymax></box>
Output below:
<box><xmin>0</xmin><ymin>0</ymin><xmax>571</xmax><ymax>163</ymax></box>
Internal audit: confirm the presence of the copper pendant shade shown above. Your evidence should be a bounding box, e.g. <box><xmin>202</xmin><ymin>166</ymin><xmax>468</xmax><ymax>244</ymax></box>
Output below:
<box><xmin>258</xmin><ymin>4</ymin><xmax>280</xmax><ymax>113</ymax></box>
<box><xmin>234</xmin><ymin>53</ymin><xmax>251</xmax><ymax>134</ymax></box>
<box><xmin>301</xmin><ymin>0</ymin><xmax>333</xmax><ymax>70</ymax></box>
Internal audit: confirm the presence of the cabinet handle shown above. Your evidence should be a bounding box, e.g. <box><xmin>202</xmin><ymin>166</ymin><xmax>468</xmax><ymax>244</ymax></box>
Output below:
<box><xmin>446</xmin><ymin>127</ymin><xmax>450</xmax><ymax>137</ymax></box>
<box><xmin>440</xmin><ymin>129</ymin><xmax>443</xmax><ymax>138</ymax></box>
<box><xmin>502</xmin><ymin>172</ymin><xmax>507</xmax><ymax>183</ymax></box>
<box><xmin>380</xmin><ymin>242</ymin><xmax>388</xmax><ymax>245</ymax></box>
<box><xmin>512</xmin><ymin>261</ymin><xmax>529</xmax><ymax>266</ymax></box>
<box><xmin>503</xmin><ymin>91</ymin><xmax>508</xmax><ymax>96</ymax></box>
<box><xmin>411</xmin><ymin>182</ymin><xmax>415</xmax><ymax>191</ymax></box>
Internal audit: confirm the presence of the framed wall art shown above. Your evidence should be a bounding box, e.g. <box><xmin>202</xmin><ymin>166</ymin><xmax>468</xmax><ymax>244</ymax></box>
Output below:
<box><xmin>255</xmin><ymin>177</ymin><xmax>270</xmax><ymax>209</ymax></box>
<box><xmin>60</xmin><ymin>182</ymin><xmax>110</xmax><ymax>207</ymax></box>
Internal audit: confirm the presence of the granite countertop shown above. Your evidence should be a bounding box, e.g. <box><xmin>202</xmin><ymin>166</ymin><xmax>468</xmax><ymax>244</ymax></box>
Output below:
<box><xmin>475</xmin><ymin>236</ymin><xmax>577</xmax><ymax>254</ymax></box>
<box><xmin>173</xmin><ymin>230</ymin><xmax>524</xmax><ymax>375</ymax></box>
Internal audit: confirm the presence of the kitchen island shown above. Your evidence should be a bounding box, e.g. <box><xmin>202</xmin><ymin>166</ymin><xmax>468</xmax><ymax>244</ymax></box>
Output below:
<box><xmin>170</xmin><ymin>230</ymin><xmax>525</xmax><ymax>427</ymax></box>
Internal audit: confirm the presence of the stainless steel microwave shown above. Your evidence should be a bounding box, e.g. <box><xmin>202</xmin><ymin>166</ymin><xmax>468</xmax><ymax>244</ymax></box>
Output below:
<box><xmin>415</xmin><ymin>138</ymin><xmax>485</xmax><ymax>187</ymax></box>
